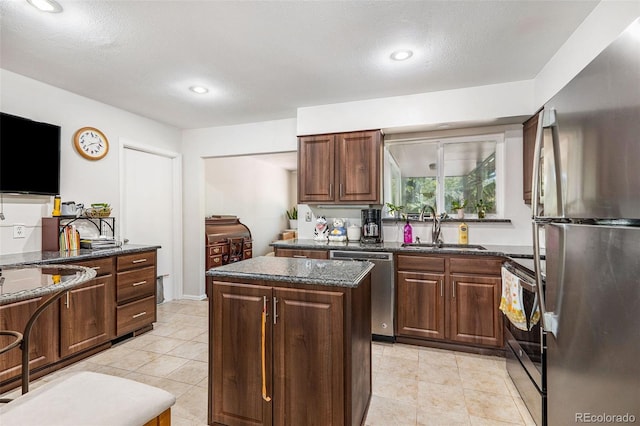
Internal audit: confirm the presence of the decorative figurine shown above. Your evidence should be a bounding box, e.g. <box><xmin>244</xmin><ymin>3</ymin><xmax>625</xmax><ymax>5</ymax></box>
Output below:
<box><xmin>328</xmin><ymin>217</ymin><xmax>348</xmax><ymax>242</ymax></box>
<box><xmin>313</xmin><ymin>216</ymin><xmax>329</xmax><ymax>241</ymax></box>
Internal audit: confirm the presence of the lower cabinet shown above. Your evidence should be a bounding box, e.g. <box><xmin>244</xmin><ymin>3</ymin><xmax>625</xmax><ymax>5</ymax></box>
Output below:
<box><xmin>0</xmin><ymin>296</ymin><xmax>58</xmax><ymax>384</ymax></box>
<box><xmin>0</xmin><ymin>249</ymin><xmax>157</xmax><ymax>393</ymax></box>
<box><xmin>115</xmin><ymin>250</ymin><xmax>157</xmax><ymax>337</ymax></box>
<box><xmin>210</xmin><ymin>279</ymin><xmax>370</xmax><ymax>426</ymax></box>
<box><xmin>59</xmin><ymin>257</ymin><xmax>115</xmax><ymax>358</ymax></box>
<box><xmin>396</xmin><ymin>254</ymin><xmax>504</xmax><ymax>349</ymax></box>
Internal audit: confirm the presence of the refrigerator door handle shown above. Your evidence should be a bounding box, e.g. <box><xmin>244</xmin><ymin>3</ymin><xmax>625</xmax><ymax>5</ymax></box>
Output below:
<box><xmin>531</xmin><ymin>109</ymin><xmax>545</xmax><ymax>218</ymax></box>
<box><xmin>532</xmin><ymin>221</ymin><xmax>550</xmax><ymax>332</ymax></box>
<box><xmin>546</xmin><ymin>109</ymin><xmax>565</xmax><ymax>217</ymax></box>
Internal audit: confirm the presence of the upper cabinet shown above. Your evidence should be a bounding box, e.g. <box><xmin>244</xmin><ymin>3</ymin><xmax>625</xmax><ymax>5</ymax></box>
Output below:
<box><xmin>522</xmin><ymin>112</ymin><xmax>540</xmax><ymax>205</ymax></box>
<box><xmin>298</xmin><ymin>130</ymin><xmax>382</xmax><ymax>204</ymax></box>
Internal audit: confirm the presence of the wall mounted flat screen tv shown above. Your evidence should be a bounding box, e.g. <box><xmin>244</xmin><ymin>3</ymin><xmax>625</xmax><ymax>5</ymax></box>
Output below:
<box><xmin>0</xmin><ymin>112</ymin><xmax>61</xmax><ymax>195</ymax></box>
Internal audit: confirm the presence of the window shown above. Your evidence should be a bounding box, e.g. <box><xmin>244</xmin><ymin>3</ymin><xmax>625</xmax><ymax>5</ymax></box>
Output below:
<box><xmin>384</xmin><ymin>134</ymin><xmax>504</xmax><ymax>217</ymax></box>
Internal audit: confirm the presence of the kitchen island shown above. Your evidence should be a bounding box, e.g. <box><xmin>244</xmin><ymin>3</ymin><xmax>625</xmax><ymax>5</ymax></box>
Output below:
<box><xmin>206</xmin><ymin>256</ymin><xmax>374</xmax><ymax>426</ymax></box>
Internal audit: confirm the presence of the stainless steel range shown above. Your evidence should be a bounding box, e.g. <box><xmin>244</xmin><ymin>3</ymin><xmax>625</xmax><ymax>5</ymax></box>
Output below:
<box><xmin>502</xmin><ymin>261</ymin><xmax>546</xmax><ymax>426</ymax></box>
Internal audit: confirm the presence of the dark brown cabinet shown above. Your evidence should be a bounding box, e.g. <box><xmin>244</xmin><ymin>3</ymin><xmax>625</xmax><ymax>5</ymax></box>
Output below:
<box><xmin>522</xmin><ymin>112</ymin><xmax>540</xmax><ymax>205</ymax></box>
<box><xmin>59</xmin><ymin>257</ymin><xmax>114</xmax><ymax>358</ymax></box>
<box><xmin>298</xmin><ymin>130</ymin><xmax>382</xmax><ymax>204</ymax></box>
<box><xmin>0</xmin><ymin>297</ymin><xmax>58</xmax><ymax>384</ymax></box>
<box><xmin>274</xmin><ymin>248</ymin><xmax>329</xmax><ymax>259</ymax></box>
<box><xmin>396</xmin><ymin>254</ymin><xmax>503</xmax><ymax>349</ymax></box>
<box><xmin>115</xmin><ymin>251</ymin><xmax>157</xmax><ymax>337</ymax></box>
<box><xmin>210</xmin><ymin>277</ymin><xmax>371</xmax><ymax>426</ymax></box>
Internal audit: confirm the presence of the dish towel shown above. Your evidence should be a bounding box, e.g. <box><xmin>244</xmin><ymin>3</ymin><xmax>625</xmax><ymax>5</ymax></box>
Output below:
<box><xmin>500</xmin><ymin>266</ymin><xmax>532</xmax><ymax>331</ymax></box>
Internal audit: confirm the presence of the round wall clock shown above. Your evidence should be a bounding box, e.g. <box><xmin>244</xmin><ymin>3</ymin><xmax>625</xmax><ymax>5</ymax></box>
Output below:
<box><xmin>73</xmin><ymin>127</ymin><xmax>109</xmax><ymax>161</ymax></box>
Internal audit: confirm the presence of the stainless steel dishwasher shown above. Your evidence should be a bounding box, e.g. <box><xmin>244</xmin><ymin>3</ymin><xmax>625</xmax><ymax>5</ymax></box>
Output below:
<box><xmin>329</xmin><ymin>250</ymin><xmax>394</xmax><ymax>341</ymax></box>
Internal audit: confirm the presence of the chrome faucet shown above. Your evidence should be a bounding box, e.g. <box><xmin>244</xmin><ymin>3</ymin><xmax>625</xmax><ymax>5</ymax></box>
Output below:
<box><xmin>421</xmin><ymin>205</ymin><xmax>444</xmax><ymax>246</ymax></box>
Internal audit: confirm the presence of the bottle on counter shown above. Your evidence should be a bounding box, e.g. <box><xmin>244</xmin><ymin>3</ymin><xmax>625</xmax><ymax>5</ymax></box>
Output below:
<box><xmin>458</xmin><ymin>222</ymin><xmax>468</xmax><ymax>245</ymax></box>
<box><xmin>403</xmin><ymin>220</ymin><xmax>413</xmax><ymax>244</ymax></box>
<box><xmin>52</xmin><ymin>195</ymin><xmax>61</xmax><ymax>217</ymax></box>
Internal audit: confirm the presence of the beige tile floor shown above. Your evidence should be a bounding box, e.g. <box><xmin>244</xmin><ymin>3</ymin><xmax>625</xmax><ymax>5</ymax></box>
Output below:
<box><xmin>2</xmin><ymin>299</ymin><xmax>535</xmax><ymax>425</ymax></box>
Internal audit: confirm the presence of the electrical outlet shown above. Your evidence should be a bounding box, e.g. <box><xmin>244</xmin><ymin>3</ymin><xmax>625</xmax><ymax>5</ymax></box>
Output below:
<box><xmin>305</xmin><ymin>211</ymin><xmax>312</xmax><ymax>222</ymax></box>
<box><xmin>13</xmin><ymin>224</ymin><xmax>26</xmax><ymax>239</ymax></box>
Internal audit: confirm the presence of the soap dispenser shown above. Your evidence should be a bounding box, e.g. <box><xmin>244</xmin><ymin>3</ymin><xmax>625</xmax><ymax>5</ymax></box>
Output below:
<box><xmin>403</xmin><ymin>220</ymin><xmax>413</xmax><ymax>244</ymax></box>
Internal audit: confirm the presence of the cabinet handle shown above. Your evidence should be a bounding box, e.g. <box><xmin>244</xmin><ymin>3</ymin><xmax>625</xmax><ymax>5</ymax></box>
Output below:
<box><xmin>273</xmin><ymin>296</ymin><xmax>278</xmax><ymax>325</ymax></box>
<box><xmin>214</xmin><ymin>257</ymin><xmax>221</xmax><ymax>263</ymax></box>
<box><xmin>132</xmin><ymin>259</ymin><xmax>147</xmax><ymax>264</ymax></box>
<box><xmin>132</xmin><ymin>312</ymin><xmax>147</xmax><ymax>319</ymax></box>
<box><xmin>329</xmin><ymin>183</ymin><xmax>333</xmax><ymax>198</ymax></box>
<box><xmin>292</xmin><ymin>255</ymin><xmax>307</xmax><ymax>258</ymax></box>
<box><xmin>440</xmin><ymin>280</ymin><xmax>444</xmax><ymax>298</ymax></box>
<box><xmin>340</xmin><ymin>183</ymin><xmax>344</xmax><ymax>197</ymax></box>
<box><xmin>132</xmin><ymin>281</ymin><xmax>146</xmax><ymax>287</ymax></box>
<box><xmin>65</xmin><ymin>291</ymin><xmax>70</xmax><ymax>309</ymax></box>
<box><xmin>261</xmin><ymin>296</ymin><xmax>271</xmax><ymax>402</ymax></box>
<box><xmin>91</xmin><ymin>266</ymin><xmax>101</xmax><ymax>271</ymax></box>
<box><xmin>452</xmin><ymin>281</ymin><xmax>456</xmax><ymax>298</ymax></box>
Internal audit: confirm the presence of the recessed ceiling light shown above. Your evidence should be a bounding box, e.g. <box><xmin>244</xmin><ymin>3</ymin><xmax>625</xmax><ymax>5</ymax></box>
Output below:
<box><xmin>390</xmin><ymin>49</ymin><xmax>413</xmax><ymax>61</ymax></box>
<box><xmin>26</xmin><ymin>0</ymin><xmax>63</xmax><ymax>13</ymax></box>
<box><xmin>189</xmin><ymin>86</ymin><xmax>209</xmax><ymax>94</ymax></box>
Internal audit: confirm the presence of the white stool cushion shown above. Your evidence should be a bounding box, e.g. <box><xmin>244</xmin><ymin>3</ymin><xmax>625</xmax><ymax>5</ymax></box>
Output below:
<box><xmin>0</xmin><ymin>371</ymin><xmax>176</xmax><ymax>426</ymax></box>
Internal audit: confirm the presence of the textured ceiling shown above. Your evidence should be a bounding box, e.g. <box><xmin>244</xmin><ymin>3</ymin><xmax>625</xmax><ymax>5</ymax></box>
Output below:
<box><xmin>0</xmin><ymin>0</ymin><xmax>598</xmax><ymax>130</ymax></box>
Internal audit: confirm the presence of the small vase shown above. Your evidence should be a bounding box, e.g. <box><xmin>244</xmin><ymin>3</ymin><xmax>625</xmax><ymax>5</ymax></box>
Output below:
<box><xmin>289</xmin><ymin>219</ymin><xmax>298</xmax><ymax>229</ymax></box>
<box><xmin>477</xmin><ymin>209</ymin><xmax>486</xmax><ymax>219</ymax></box>
<box><xmin>456</xmin><ymin>209</ymin><xmax>465</xmax><ymax>219</ymax></box>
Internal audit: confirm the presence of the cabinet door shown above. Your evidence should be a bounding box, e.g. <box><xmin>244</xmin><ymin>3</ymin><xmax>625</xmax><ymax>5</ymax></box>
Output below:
<box><xmin>212</xmin><ymin>282</ymin><xmax>272</xmax><ymax>426</ymax></box>
<box><xmin>273</xmin><ymin>287</ymin><xmax>344</xmax><ymax>426</ymax></box>
<box><xmin>448</xmin><ymin>274</ymin><xmax>503</xmax><ymax>347</ymax></box>
<box><xmin>522</xmin><ymin>113</ymin><xmax>539</xmax><ymax>205</ymax></box>
<box><xmin>0</xmin><ymin>296</ymin><xmax>58</xmax><ymax>383</ymax></box>
<box><xmin>396</xmin><ymin>271</ymin><xmax>446</xmax><ymax>340</ymax></box>
<box><xmin>60</xmin><ymin>273</ymin><xmax>113</xmax><ymax>358</ymax></box>
<box><xmin>298</xmin><ymin>134</ymin><xmax>335</xmax><ymax>203</ymax></box>
<box><xmin>336</xmin><ymin>131</ymin><xmax>381</xmax><ymax>203</ymax></box>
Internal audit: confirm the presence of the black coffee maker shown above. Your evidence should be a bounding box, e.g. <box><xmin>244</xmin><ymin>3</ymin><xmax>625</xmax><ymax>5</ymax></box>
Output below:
<box><xmin>361</xmin><ymin>208</ymin><xmax>382</xmax><ymax>243</ymax></box>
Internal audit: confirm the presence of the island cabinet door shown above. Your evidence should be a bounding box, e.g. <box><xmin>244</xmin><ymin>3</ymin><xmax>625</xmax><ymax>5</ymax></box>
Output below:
<box><xmin>448</xmin><ymin>274</ymin><xmax>503</xmax><ymax>348</ymax></box>
<box><xmin>211</xmin><ymin>282</ymin><xmax>273</xmax><ymax>426</ymax></box>
<box><xmin>272</xmin><ymin>287</ymin><xmax>344</xmax><ymax>426</ymax></box>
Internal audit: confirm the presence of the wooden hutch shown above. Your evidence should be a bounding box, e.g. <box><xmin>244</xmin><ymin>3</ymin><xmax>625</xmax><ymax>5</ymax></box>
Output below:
<box><xmin>205</xmin><ymin>215</ymin><xmax>252</xmax><ymax>273</ymax></box>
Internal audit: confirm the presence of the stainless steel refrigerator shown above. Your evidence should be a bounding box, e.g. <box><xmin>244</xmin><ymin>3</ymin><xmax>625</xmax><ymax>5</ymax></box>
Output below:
<box><xmin>531</xmin><ymin>18</ymin><xmax>640</xmax><ymax>425</ymax></box>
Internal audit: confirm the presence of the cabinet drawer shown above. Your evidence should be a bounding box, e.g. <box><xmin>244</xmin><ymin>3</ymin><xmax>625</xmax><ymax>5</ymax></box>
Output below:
<box><xmin>275</xmin><ymin>248</ymin><xmax>329</xmax><ymax>259</ymax></box>
<box><xmin>243</xmin><ymin>241</ymin><xmax>252</xmax><ymax>250</ymax></box>
<box><xmin>72</xmin><ymin>257</ymin><xmax>114</xmax><ymax>277</ymax></box>
<box><xmin>397</xmin><ymin>255</ymin><xmax>445</xmax><ymax>273</ymax></box>
<box><xmin>208</xmin><ymin>255</ymin><xmax>223</xmax><ymax>268</ymax></box>
<box><xmin>116</xmin><ymin>295</ymin><xmax>156</xmax><ymax>336</ymax></box>
<box><xmin>116</xmin><ymin>266</ymin><xmax>155</xmax><ymax>303</ymax></box>
<box><xmin>117</xmin><ymin>251</ymin><xmax>156</xmax><ymax>272</ymax></box>
<box><xmin>243</xmin><ymin>249</ymin><xmax>252</xmax><ymax>259</ymax></box>
<box><xmin>208</xmin><ymin>244</ymin><xmax>228</xmax><ymax>256</ymax></box>
<box><xmin>449</xmin><ymin>257</ymin><xmax>503</xmax><ymax>275</ymax></box>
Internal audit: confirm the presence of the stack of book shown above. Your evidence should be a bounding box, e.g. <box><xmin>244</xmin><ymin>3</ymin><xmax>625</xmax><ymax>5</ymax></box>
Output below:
<box><xmin>80</xmin><ymin>237</ymin><xmax>119</xmax><ymax>249</ymax></box>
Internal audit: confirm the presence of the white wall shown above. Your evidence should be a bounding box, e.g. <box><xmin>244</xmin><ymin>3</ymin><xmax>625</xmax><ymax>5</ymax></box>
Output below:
<box><xmin>181</xmin><ymin>118</ymin><xmax>297</xmax><ymax>299</ymax></box>
<box><xmin>204</xmin><ymin>156</ymin><xmax>292</xmax><ymax>257</ymax></box>
<box><xmin>0</xmin><ymin>69</ymin><xmax>181</xmax><ymax>255</ymax></box>
<box><xmin>534</xmin><ymin>2</ymin><xmax>640</xmax><ymax>107</ymax></box>
<box><xmin>296</xmin><ymin>80</ymin><xmax>535</xmax><ymax>135</ymax></box>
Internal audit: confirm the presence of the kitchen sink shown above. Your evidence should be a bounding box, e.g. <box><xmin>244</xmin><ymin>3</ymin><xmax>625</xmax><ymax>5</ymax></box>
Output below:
<box><xmin>401</xmin><ymin>243</ymin><xmax>487</xmax><ymax>250</ymax></box>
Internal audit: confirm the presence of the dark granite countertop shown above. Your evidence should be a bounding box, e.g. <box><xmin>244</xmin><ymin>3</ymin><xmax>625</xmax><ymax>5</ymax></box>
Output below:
<box><xmin>270</xmin><ymin>239</ymin><xmax>538</xmax><ymax>259</ymax></box>
<box><xmin>0</xmin><ymin>264</ymin><xmax>97</xmax><ymax>305</ymax></box>
<box><xmin>206</xmin><ymin>256</ymin><xmax>374</xmax><ymax>288</ymax></box>
<box><xmin>0</xmin><ymin>244</ymin><xmax>162</xmax><ymax>267</ymax></box>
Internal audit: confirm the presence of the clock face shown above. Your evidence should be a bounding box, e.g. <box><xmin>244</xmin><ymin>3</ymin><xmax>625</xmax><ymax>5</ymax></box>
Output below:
<box><xmin>74</xmin><ymin>127</ymin><xmax>109</xmax><ymax>160</ymax></box>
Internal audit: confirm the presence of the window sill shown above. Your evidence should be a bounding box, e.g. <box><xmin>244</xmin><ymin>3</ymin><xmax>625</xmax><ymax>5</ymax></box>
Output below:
<box><xmin>382</xmin><ymin>217</ymin><xmax>512</xmax><ymax>224</ymax></box>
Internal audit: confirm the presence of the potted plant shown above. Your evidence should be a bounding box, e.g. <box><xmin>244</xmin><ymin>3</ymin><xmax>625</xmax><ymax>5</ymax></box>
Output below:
<box><xmin>475</xmin><ymin>199</ymin><xmax>490</xmax><ymax>219</ymax></box>
<box><xmin>451</xmin><ymin>199</ymin><xmax>468</xmax><ymax>219</ymax></box>
<box><xmin>385</xmin><ymin>202</ymin><xmax>405</xmax><ymax>219</ymax></box>
<box><xmin>286</xmin><ymin>206</ymin><xmax>298</xmax><ymax>229</ymax></box>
